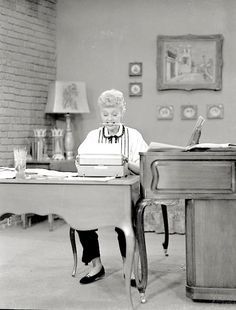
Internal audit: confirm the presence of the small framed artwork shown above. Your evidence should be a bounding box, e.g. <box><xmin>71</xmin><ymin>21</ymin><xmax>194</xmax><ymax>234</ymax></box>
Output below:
<box><xmin>157</xmin><ymin>105</ymin><xmax>174</xmax><ymax>120</ymax></box>
<box><xmin>181</xmin><ymin>105</ymin><xmax>198</xmax><ymax>120</ymax></box>
<box><xmin>129</xmin><ymin>82</ymin><xmax>142</xmax><ymax>97</ymax></box>
<box><xmin>129</xmin><ymin>62</ymin><xmax>142</xmax><ymax>76</ymax></box>
<box><xmin>207</xmin><ymin>104</ymin><xmax>224</xmax><ymax>119</ymax></box>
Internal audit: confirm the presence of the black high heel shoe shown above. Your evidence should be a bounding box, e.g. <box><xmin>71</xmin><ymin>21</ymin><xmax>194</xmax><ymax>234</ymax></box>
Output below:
<box><xmin>80</xmin><ymin>266</ymin><xmax>105</xmax><ymax>284</ymax></box>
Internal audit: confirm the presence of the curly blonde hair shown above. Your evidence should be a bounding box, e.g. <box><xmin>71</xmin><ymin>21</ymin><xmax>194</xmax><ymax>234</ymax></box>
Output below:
<box><xmin>98</xmin><ymin>89</ymin><xmax>126</xmax><ymax>112</ymax></box>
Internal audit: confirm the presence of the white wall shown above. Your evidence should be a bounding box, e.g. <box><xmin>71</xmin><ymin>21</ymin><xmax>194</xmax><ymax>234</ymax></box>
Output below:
<box><xmin>56</xmin><ymin>0</ymin><xmax>236</xmax><ymax>148</ymax></box>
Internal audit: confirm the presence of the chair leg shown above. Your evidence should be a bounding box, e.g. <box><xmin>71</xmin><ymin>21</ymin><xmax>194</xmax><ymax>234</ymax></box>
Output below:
<box><xmin>161</xmin><ymin>204</ymin><xmax>169</xmax><ymax>256</ymax></box>
<box><xmin>69</xmin><ymin>227</ymin><xmax>77</xmax><ymax>277</ymax></box>
<box><xmin>21</xmin><ymin>214</ymin><xmax>27</xmax><ymax>229</ymax></box>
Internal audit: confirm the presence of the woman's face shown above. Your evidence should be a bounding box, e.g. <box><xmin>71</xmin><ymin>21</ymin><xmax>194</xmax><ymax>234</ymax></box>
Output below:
<box><xmin>100</xmin><ymin>106</ymin><xmax>124</xmax><ymax>133</ymax></box>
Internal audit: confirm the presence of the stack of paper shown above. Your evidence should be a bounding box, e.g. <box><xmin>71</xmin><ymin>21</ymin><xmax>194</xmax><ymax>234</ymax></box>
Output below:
<box><xmin>25</xmin><ymin>168</ymin><xmax>78</xmax><ymax>178</ymax></box>
<box><xmin>186</xmin><ymin>143</ymin><xmax>236</xmax><ymax>151</ymax></box>
<box><xmin>0</xmin><ymin>167</ymin><xmax>16</xmax><ymax>179</ymax></box>
<box><xmin>148</xmin><ymin>142</ymin><xmax>236</xmax><ymax>152</ymax></box>
<box><xmin>148</xmin><ymin>142</ymin><xmax>185</xmax><ymax>152</ymax></box>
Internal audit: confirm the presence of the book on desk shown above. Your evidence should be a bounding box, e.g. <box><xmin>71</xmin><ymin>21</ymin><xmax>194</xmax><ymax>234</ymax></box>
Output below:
<box><xmin>148</xmin><ymin>141</ymin><xmax>236</xmax><ymax>152</ymax></box>
<box><xmin>148</xmin><ymin>115</ymin><xmax>236</xmax><ymax>152</ymax></box>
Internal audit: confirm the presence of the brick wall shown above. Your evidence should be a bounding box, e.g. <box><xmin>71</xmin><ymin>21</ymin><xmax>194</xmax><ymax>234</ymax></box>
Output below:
<box><xmin>0</xmin><ymin>0</ymin><xmax>57</xmax><ymax>167</ymax></box>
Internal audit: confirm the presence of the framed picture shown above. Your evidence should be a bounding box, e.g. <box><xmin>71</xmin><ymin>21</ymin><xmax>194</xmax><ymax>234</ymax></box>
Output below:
<box><xmin>129</xmin><ymin>82</ymin><xmax>142</xmax><ymax>97</ymax></box>
<box><xmin>129</xmin><ymin>62</ymin><xmax>142</xmax><ymax>76</ymax></box>
<box><xmin>157</xmin><ymin>105</ymin><xmax>174</xmax><ymax>120</ymax></box>
<box><xmin>157</xmin><ymin>34</ymin><xmax>223</xmax><ymax>91</ymax></box>
<box><xmin>207</xmin><ymin>104</ymin><xmax>224</xmax><ymax>119</ymax></box>
<box><xmin>181</xmin><ymin>105</ymin><xmax>198</xmax><ymax>120</ymax></box>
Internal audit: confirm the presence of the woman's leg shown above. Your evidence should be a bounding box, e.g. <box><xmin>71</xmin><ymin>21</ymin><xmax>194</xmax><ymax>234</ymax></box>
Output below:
<box><xmin>77</xmin><ymin>230</ymin><xmax>104</xmax><ymax>282</ymax></box>
<box><xmin>115</xmin><ymin>227</ymin><xmax>126</xmax><ymax>258</ymax></box>
<box><xmin>77</xmin><ymin>229</ymin><xmax>100</xmax><ymax>265</ymax></box>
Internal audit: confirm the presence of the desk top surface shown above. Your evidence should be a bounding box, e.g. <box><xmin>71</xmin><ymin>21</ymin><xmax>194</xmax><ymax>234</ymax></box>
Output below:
<box><xmin>0</xmin><ymin>175</ymin><xmax>139</xmax><ymax>186</ymax></box>
<box><xmin>139</xmin><ymin>151</ymin><xmax>236</xmax><ymax>160</ymax></box>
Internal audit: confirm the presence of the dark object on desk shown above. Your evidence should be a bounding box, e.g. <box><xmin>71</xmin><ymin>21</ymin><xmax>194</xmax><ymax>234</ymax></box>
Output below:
<box><xmin>26</xmin><ymin>159</ymin><xmax>50</xmax><ymax>169</ymax></box>
<box><xmin>50</xmin><ymin>159</ymin><xmax>77</xmax><ymax>172</ymax></box>
<box><xmin>27</xmin><ymin>159</ymin><xmax>76</xmax><ymax>172</ymax></box>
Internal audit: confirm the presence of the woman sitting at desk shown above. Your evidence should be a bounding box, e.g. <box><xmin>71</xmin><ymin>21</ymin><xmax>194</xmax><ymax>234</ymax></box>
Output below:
<box><xmin>76</xmin><ymin>89</ymin><xmax>148</xmax><ymax>285</ymax></box>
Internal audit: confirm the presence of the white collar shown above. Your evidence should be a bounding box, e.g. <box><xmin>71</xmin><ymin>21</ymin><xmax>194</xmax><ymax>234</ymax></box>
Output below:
<box><xmin>103</xmin><ymin>124</ymin><xmax>124</xmax><ymax>137</ymax></box>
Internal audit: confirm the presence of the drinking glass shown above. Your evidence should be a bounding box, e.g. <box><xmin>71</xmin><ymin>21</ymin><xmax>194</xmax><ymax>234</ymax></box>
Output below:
<box><xmin>13</xmin><ymin>147</ymin><xmax>27</xmax><ymax>179</ymax></box>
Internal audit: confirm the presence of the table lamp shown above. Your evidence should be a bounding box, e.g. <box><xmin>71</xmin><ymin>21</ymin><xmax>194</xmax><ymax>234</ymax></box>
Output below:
<box><xmin>45</xmin><ymin>81</ymin><xmax>90</xmax><ymax>160</ymax></box>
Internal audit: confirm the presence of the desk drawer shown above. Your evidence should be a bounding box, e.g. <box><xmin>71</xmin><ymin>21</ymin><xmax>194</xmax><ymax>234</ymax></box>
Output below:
<box><xmin>141</xmin><ymin>160</ymin><xmax>235</xmax><ymax>197</ymax></box>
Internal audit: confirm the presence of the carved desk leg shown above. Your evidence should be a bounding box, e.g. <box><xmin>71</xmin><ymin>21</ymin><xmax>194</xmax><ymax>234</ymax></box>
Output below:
<box><xmin>70</xmin><ymin>227</ymin><xmax>77</xmax><ymax>277</ymax></box>
<box><xmin>134</xmin><ymin>199</ymin><xmax>152</xmax><ymax>304</ymax></box>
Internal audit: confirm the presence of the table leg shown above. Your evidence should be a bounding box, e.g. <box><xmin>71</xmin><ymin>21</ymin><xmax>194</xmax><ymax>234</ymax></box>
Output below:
<box><xmin>69</xmin><ymin>227</ymin><xmax>77</xmax><ymax>277</ymax></box>
<box><xmin>123</xmin><ymin>225</ymin><xmax>135</xmax><ymax>309</ymax></box>
<box><xmin>21</xmin><ymin>214</ymin><xmax>27</xmax><ymax>229</ymax></box>
<box><xmin>134</xmin><ymin>199</ymin><xmax>150</xmax><ymax>304</ymax></box>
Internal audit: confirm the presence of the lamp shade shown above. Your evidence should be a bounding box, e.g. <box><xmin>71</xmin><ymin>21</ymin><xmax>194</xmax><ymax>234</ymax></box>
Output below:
<box><xmin>45</xmin><ymin>81</ymin><xmax>90</xmax><ymax>114</ymax></box>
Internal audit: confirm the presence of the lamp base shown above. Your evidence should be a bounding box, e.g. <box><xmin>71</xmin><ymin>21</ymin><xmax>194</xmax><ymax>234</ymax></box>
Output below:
<box><xmin>64</xmin><ymin>113</ymin><xmax>75</xmax><ymax>160</ymax></box>
<box><xmin>65</xmin><ymin>151</ymin><xmax>74</xmax><ymax>161</ymax></box>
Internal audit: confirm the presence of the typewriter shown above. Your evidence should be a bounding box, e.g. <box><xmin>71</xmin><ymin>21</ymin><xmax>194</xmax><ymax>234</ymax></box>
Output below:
<box><xmin>76</xmin><ymin>144</ymin><xmax>129</xmax><ymax>177</ymax></box>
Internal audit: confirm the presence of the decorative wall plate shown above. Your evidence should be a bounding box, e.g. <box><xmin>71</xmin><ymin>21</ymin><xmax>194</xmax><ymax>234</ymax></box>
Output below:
<box><xmin>129</xmin><ymin>62</ymin><xmax>142</xmax><ymax>76</ymax></box>
<box><xmin>129</xmin><ymin>82</ymin><xmax>142</xmax><ymax>96</ymax></box>
<box><xmin>181</xmin><ymin>105</ymin><xmax>198</xmax><ymax>120</ymax></box>
<box><xmin>157</xmin><ymin>105</ymin><xmax>174</xmax><ymax>120</ymax></box>
<box><xmin>207</xmin><ymin>104</ymin><xmax>224</xmax><ymax>119</ymax></box>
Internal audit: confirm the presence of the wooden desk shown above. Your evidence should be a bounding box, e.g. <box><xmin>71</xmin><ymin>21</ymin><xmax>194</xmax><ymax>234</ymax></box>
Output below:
<box><xmin>25</xmin><ymin>159</ymin><xmax>76</xmax><ymax>230</ymax></box>
<box><xmin>0</xmin><ymin>175</ymin><xmax>139</xmax><ymax>309</ymax></box>
<box><xmin>135</xmin><ymin>151</ymin><xmax>236</xmax><ymax>302</ymax></box>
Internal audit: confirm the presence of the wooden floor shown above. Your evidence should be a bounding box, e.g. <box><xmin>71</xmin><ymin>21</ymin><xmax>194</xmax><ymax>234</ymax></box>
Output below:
<box><xmin>0</xmin><ymin>218</ymin><xmax>235</xmax><ymax>310</ymax></box>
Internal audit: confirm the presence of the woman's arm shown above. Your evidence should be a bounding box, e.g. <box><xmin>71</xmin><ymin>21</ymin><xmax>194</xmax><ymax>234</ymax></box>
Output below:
<box><xmin>128</xmin><ymin>162</ymin><xmax>140</xmax><ymax>175</ymax></box>
<box><xmin>127</xmin><ymin>129</ymin><xmax>148</xmax><ymax>175</ymax></box>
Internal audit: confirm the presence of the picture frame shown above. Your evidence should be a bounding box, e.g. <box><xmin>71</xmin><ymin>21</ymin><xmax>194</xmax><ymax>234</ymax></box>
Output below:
<box><xmin>157</xmin><ymin>105</ymin><xmax>174</xmax><ymax>120</ymax></box>
<box><xmin>129</xmin><ymin>82</ymin><xmax>142</xmax><ymax>97</ymax></box>
<box><xmin>181</xmin><ymin>105</ymin><xmax>198</xmax><ymax>120</ymax></box>
<box><xmin>129</xmin><ymin>62</ymin><xmax>142</xmax><ymax>76</ymax></box>
<box><xmin>207</xmin><ymin>104</ymin><xmax>224</xmax><ymax>119</ymax></box>
<box><xmin>157</xmin><ymin>34</ymin><xmax>223</xmax><ymax>91</ymax></box>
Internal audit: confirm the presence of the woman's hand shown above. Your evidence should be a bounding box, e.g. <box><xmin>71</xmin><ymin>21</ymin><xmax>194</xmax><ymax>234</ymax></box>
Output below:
<box><xmin>128</xmin><ymin>162</ymin><xmax>140</xmax><ymax>175</ymax></box>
